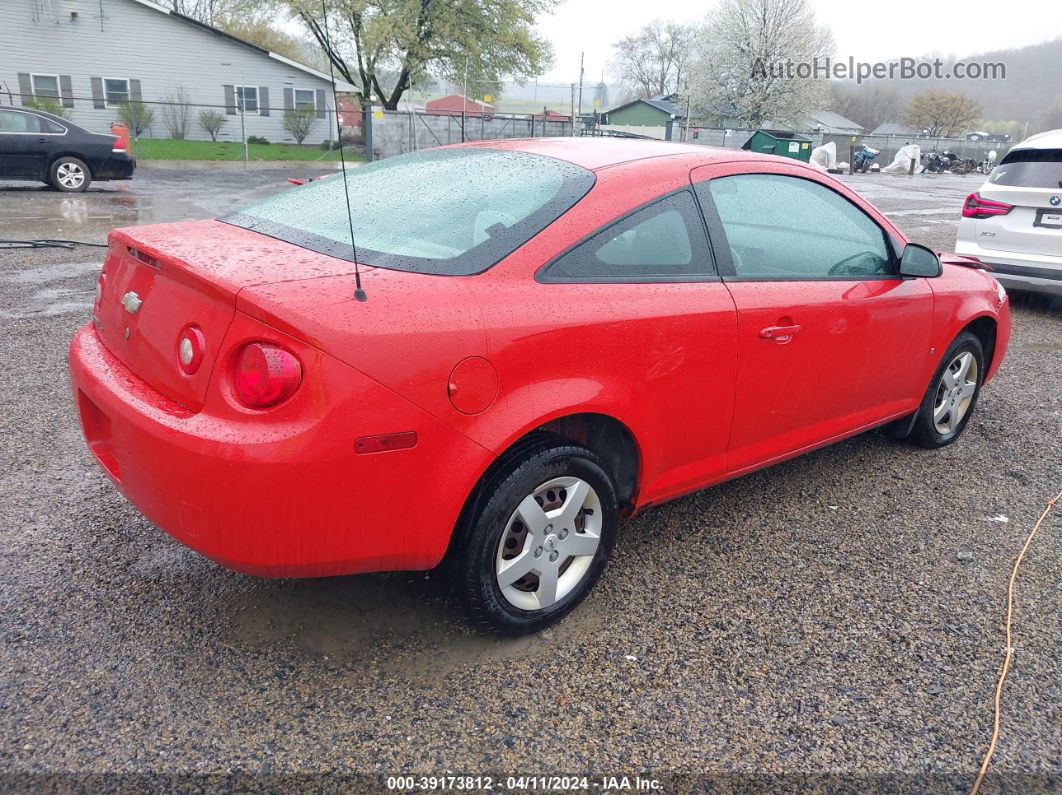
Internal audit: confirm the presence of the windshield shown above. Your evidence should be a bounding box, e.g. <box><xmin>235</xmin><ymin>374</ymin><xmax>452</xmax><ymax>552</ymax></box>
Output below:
<box><xmin>222</xmin><ymin>148</ymin><xmax>595</xmax><ymax>276</ymax></box>
<box><xmin>990</xmin><ymin>148</ymin><xmax>1062</xmax><ymax>189</ymax></box>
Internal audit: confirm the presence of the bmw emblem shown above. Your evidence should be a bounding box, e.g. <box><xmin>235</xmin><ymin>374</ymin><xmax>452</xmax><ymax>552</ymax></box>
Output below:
<box><xmin>1051</xmin><ymin>195</ymin><xmax>1061</xmax><ymax>206</ymax></box>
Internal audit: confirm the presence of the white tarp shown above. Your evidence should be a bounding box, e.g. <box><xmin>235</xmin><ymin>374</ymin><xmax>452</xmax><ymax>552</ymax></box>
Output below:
<box><xmin>882</xmin><ymin>144</ymin><xmax>921</xmax><ymax>174</ymax></box>
<box><xmin>809</xmin><ymin>141</ymin><xmax>836</xmax><ymax>172</ymax></box>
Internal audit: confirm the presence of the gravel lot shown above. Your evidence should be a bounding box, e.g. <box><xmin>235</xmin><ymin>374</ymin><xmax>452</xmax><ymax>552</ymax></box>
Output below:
<box><xmin>0</xmin><ymin>167</ymin><xmax>1059</xmax><ymax>792</ymax></box>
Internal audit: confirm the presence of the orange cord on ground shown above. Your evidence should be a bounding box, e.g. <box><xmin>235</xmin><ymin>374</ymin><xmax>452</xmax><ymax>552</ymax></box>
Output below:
<box><xmin>970</xmin><ymin>489</ymin><xmax>1062</xmax><ymax>795</ymax></box>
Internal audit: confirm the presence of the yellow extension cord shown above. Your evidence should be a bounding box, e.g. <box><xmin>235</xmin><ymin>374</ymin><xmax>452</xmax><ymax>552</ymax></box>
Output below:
<box><xmin>970</xmin><ymin>489</ymin><xmax>1062</xmax><ymax>795</ymax></box>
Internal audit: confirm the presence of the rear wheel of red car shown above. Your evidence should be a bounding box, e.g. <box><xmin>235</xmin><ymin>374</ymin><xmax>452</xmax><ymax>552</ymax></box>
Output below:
<box><xmin>49</xmin><ymin>157</ymin><xmax>91</xmax><ymax>192</ymax></box>
<box><xmin>455</xmin><ymin>441</ymin><xmax>618</xmax><ymax>635</ymax></box>
<box><xmin>909</xmin><ymin>331</ymin><xmax>984</xmax><ymax>448</ymax></box>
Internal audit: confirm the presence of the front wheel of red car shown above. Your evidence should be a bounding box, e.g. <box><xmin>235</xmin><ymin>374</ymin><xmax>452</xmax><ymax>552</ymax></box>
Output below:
<box><xmin>455</xmin><ymin>441</ymin><xmax>619</xmax><ymax>635</ymax></box>
<box><xmin>909</xmin><ymin>331</ymin><xmax>985</xmax><ymax>449</ymax></box>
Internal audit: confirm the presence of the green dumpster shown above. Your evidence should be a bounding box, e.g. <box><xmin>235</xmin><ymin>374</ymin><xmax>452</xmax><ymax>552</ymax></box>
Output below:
<box><xmin>741</xmin><ymin>129</ymin><xmax>813</xmax><ymax>162</ymax></box>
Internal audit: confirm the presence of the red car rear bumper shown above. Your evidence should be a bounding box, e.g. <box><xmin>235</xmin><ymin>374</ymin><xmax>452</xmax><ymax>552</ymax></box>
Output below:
<box><xmin>68</xmin><ymin>322</ymin><xmax>491</xmax><ymax>578</ymax></box>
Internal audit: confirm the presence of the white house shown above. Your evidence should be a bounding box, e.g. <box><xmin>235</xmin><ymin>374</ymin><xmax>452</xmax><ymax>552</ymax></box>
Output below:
<box><xmin>0</xmin><ymin>0</ymin><xmax>353</xmax><ymax>144</ymax></box>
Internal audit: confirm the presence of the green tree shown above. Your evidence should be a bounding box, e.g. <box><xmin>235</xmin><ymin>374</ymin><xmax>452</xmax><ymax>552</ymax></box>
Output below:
<box><xmin>198</xmin><ymin>109</ymin><xmax>228</xmax><ymax>141</ymax></box>
<box><xmin>23</xmin><ymin>96</ymin><xmax>71</xmax><ymax>119</ymax></box>
<box><xmin>902</xmin><ymin>90</ymin><xmax>982</xmax><ymax>137</ymax></box>
<box><xmin>283</xmin><ymin>108</ymin><xmax>316</xmax><ymax>144</ymax></box>
<box><xmin>118</xmin><ymin>101</ymin><xmax>156</xmax><ymax>138</ymax></box>
<box><xmin>287</xmin><ymin>0</ymin><xmax>556</xmax><ymax>110</ymax></box>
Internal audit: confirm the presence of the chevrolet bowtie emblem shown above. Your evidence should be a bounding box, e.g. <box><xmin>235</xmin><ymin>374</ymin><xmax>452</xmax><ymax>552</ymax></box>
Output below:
<box><xmin>121</xmin><ymin>291</ymin><xmax>142</xmax><ymax>314</ymax></box>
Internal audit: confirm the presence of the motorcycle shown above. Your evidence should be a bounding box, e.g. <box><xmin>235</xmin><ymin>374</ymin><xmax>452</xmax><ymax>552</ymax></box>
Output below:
<box><xmin>922</xmin><ymin>149</ymin><xmax>948</xmax><ymax>173</ymax></box>
<box><xmin>852</xmin><ymin>144</ymin><xmax>880</xmax><ymax>173</ymax></box>
<box><xmin>980</xmin><ymin>149</ymin><xmax>998</xmax><ymax>174</ymax></box>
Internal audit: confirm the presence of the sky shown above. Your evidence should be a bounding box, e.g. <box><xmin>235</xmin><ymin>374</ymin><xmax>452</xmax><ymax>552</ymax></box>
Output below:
<box><xmin>536</xmin><ymin>0</ymin><xmax>1062</xmax><ymax>85</ymax></box>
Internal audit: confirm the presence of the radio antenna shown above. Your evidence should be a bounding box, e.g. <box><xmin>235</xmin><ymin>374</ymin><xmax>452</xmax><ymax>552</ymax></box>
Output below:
<box><xmin>320</xmin><ymin>0</ymin><xmax>366</xmax><ymax>302</ymax></box>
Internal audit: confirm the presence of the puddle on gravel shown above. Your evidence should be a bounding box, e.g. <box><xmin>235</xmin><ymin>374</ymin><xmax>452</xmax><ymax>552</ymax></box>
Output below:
<box><xmin>0</xmin><ymin>260</ymin><xmax>99</xmax><ymax>318</ymax></box>
<box><xmin>228</xmin><ymin>573</ymin><xmax>606</xmax><ymax>678</ymax></box>
<box><xmin>0</xmin><ymin>187</ymin><xmax>207</xmax><ymax>243</ymax></box>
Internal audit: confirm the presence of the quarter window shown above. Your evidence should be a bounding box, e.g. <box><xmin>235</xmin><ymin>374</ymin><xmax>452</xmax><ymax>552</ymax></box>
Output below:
<box><xmin>104</xmin><ymin>78</ymin><xmax>130</xmax><ymax>106</ymax></box>
<box><xmin>235</xmin><ymin>85</ymin><xmax>259</xmax><ymax>114</ymax></box>
<box><xmin>542</xmin><ymin>191</ymin><xmax>713</xmax><ymax>282</ymax></box>
<box><xmin>698</xmin><ymin>174</ymin><xmax>892</xmax><ymax>279</ymax></box>
<box><xmin>40</xmin><ymin>117</ymin><xmax>65</xmax><ymax>133</ymax></box>
<box><xmin>293</xmin><ymin>89</ymin><xmax>316</xmax><ymax>111</ymax></box>
<box><xmin>31</xmin><ymin>74</ymin><xmax>60</xmax><ymax>98</ymax></box>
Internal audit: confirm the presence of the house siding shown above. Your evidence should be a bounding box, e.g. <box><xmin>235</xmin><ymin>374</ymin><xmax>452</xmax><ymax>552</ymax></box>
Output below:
<box><xmin>0</xmin><ymin>0</ymin><xmax>338</xmax><ymax>144</ymax></box>
<box><xmin>606</xmin><ymin>103</ymin><xmax>671</xmax><ymax>127</ymax></box>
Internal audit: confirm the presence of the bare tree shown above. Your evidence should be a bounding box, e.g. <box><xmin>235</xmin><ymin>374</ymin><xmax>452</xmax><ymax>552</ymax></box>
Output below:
<box><xmin>161</xmin><ymin>86</ymin><xmax>192</xmax><ymax>139</ymax></box>
<box><xmin>166</xmin><ymin>0</ymin><xmax>251</xmax><ymax>25</ymax></box>
<box><xmin>611</xmin><ymin>20</ymin><xmax>694</xmax><ymax>100</ymax></box>
<box><xmin>902</xmin><ymin>90</ymin><xmax>982</xmax><ymax>137</ymax></box>
<box><xmin>198</xmin><ymin>109</ymin><xmax>228</xmax><ymax>141</ymax></box>
<box><xmin>829</xmin><ymin>82</ymin><xmax>902</xmax><ymax>133</ymax></box>
<box><xmin>690</xmin><ymin>0</ymin><xmax>834</xmax><ymax>128</ymax></box>
<box><xmin>283</xmin><ymin>108</ymin><xmax>315</xmax><ymax>144</ymax></box>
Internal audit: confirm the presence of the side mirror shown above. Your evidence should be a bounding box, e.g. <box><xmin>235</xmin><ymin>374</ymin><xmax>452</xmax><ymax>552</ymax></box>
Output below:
<box><xmin>899</xmin><ymin>243</ymin><xmax>942</xmax><ymax>278</ymax></box>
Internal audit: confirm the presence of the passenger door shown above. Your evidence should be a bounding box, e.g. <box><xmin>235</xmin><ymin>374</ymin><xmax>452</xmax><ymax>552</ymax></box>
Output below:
<box><xmin>691</xmin><ymin>164</ymin><xmax>934</xmax><ymax>474</ymax></box>
<box><xmin>526</xmin><ymin>187</ymin><xmax>738</xmax><ymax>499</ymax></box>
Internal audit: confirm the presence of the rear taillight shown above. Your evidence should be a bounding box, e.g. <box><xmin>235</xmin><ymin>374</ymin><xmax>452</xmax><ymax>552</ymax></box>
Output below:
<box><xmin>963</xmin><ymin>192</ymin><xmax>1013</xmax><ymax>219</ymax></box>
<box><xmin>112</xmin><ymin>135</ymin><xmax>127</xmax><ymax>154</ymax></box>
<box><xmin>232</xmin><ymin>342</ymin><xmax>302</xmax><ymax>408</ymax></box>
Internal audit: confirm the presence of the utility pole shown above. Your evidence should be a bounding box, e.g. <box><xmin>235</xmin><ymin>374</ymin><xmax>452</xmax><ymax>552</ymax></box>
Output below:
<box><xmin>577</xmin><ymin>51</ymin><xmax>584</xmax><ymax>119</ymax></box>
<box><xmin>570</xmin><ymin>83</ymin><xmax>575</xmax><ymax>136</ymax></box>
<box><xmin>461</xmin><ymin>56</ymin><xmax>468</xmax><ymax>143</ymax></box>
<box><xmin>683</xmin><ymin>81</ymin><xmax>691</xmax><ymax>142</ymax></box>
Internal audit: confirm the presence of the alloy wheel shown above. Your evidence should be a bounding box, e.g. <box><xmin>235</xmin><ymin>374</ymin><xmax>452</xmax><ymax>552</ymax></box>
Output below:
<box><xmin>56</xmin><ymin>163</ymin><xmax>86</xmax><ymax>189</ymax></box>
<box><xmin>495</xmin><ymin>476</ymin><xmax>603</xmax><ymax>611</ymax></box>
<box><xmin>933</xmin><ymin>351</ymin><xmax>978</xmax><ymax>435</ymax></box>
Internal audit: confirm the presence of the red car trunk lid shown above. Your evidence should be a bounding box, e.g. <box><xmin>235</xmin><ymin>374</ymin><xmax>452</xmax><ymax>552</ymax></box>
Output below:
<box><xmin>93</xmin><ymin>220</ymin><xmax>364</xmax><ymax>411</ymax></box>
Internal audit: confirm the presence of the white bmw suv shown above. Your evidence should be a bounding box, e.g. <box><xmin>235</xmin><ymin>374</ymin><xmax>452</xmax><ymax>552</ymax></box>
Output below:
<box><xmin>956</xmin><ymin>129</ymin><xmax>1062</xmax><ymax>296</ymax></box>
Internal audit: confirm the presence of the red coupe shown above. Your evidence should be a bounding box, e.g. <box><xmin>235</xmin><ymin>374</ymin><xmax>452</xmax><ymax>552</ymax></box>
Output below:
<box><xmin>69</xmin><ymin>139</ymin><xmax>1011</xmax><ymax>634</ymax></box>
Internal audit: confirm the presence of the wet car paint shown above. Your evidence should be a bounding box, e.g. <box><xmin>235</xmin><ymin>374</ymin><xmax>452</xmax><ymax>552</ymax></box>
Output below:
<box><xmin>67</xmin><ymin>141</ymin><xmax>1012</xmax><ymax>577</ymax></box>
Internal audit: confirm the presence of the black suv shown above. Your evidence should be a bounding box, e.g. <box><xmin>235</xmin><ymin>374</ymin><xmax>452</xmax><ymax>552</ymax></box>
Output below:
<box><xmin>0</xmin><ymin>106</ymin><xmax>135</xmax><ymax>192</ymax></box>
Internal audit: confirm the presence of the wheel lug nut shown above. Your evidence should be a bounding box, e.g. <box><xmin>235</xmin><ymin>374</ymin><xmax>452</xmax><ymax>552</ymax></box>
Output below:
<box><xmin>534</xmin><ymin>547</ymin><xmax>543</xmax><ymax>558</ymax></box>
<box><xmin>559</xmin><ymin>529</ymin><xmax>568</xmax><ymax>539</ymax></box>
<box><xmin>549</xmin><ymin>550</ymin><xmax>559</xmax><ymax>562</ymax></box>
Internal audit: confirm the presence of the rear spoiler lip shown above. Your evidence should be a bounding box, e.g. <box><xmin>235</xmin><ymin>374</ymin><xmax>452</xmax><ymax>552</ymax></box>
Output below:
<box><xmin>939</xmin><ymin>252</ymin><xmax>993</xmax><ymax>271</ymax></box>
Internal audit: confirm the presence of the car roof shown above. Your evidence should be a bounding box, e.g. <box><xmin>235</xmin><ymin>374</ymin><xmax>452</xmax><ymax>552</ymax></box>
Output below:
<box><xmin>457</xmin><ymin>136</ymin><xmax>764</xmax><ymax>171</ymax></box>
<box><xmin>1010</xmin><ymin>128</ymin><xmax>1062</xmax><ymax>151</ymax></box>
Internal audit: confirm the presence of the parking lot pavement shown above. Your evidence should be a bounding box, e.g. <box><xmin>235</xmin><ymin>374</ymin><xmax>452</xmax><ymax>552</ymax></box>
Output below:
<box><xmin>1</xmin><ymin>169</ymin><xmax>1059</xmax><ymax>789</ymax></box>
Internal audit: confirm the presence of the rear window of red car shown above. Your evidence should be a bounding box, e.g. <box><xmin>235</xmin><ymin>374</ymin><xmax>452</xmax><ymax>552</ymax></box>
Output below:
<box><xmin>222</xmin><ymin>148</ymin><xmax>595</xmax><ymax>276</ymax></box>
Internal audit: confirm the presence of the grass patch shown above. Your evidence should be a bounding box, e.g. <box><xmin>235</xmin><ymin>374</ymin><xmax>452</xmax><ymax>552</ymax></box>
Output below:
<box><xmin>133</xmin><ymin>138</ymin><xmax>363</xmax><ymax>162</ymax></box>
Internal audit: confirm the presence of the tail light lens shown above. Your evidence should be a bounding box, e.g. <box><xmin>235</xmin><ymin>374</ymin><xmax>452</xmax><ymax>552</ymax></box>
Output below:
<box><xmin>233</xmin><ymin>342</ymin><xmax>302</xmax><ymax>408</ymax></box>
<box><xmin>176</xmin><ymin>325</ymin><xmax>205</xmax><ymax>375</ymax></box>
<box><xmin>963</xmin><ymin>192</ymin><xmax>1013</xmax><ymax>218</ymax></box>
<box><xmin>112</xmin><ymin>135</ymin><xmax>127</xmax><ymax>154</ymax></box>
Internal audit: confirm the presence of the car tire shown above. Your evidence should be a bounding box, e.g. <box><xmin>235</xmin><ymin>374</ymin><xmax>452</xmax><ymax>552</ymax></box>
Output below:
<box><xmin>454</xmin><ymin>439</ymin><xmax>619</xmax><ymax>635</ymax></box>
<box><xmin>909</xmin><ymin>331</ymin><xmax>985</xmax><ymax>449</ymax></box>
<box><xmin>49</xmin><ymin>157</ymin><xmax>91</xmax><ymax>192</ymax></box>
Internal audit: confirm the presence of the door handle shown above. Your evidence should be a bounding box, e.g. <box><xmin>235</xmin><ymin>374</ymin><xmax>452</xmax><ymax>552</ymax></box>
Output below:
<box><xmin>759</xmin><ymin>324</ymin><xmax>801</xmax><ymax>343</ymax></box>
<box><xmin>37</xmin><ymin>137</ymin><xmax>48</xmax><ymax>144</ymax></box>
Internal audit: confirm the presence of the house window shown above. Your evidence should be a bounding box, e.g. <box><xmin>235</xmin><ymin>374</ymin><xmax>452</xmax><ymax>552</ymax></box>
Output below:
<box><xmin>294</xmin><ymin>89</ymin><xmax>316</xmax><ymax>111</ymax></box>
<box><xmin>104</xmin><ymin>78</ymin><xmax>130</xmax><ymax>106</ymax></box>
<box><xmin>235</xmin><ymin>85</ymin><xmax>259</xmax><ymax>114</ymax></box>
<box><xmin>31</xmin><ymin>74</ymin><xmax>60</xmax><ymax>99</ymax></box>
